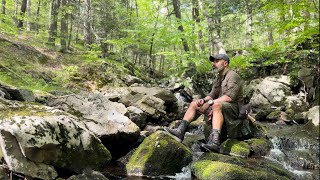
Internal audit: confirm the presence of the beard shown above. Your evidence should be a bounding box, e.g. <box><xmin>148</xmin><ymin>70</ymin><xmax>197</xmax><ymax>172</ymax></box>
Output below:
<box><xmin>212</xmin><ymin>66</ymin><xmax>224</xmax><ymax>74</ymax></box>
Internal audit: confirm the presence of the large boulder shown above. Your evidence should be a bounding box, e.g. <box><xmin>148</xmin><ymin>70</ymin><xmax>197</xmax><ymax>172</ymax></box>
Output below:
<box><xmin>126</xmin><ymin>131</ymin><xmax>192</xmax><ymax>176</ymax></box>
<box><xmin>47</xmin><ymin>93</ymin><xmax>140</xmax><ymax>159</ymax></box>
<box><xmin>250</xmin><ymin>76</ymin><xmax>308</xmax><ymax>112</ymax></box>
<box><xmin>0</xmin><ymin>100</ymin><xmax>111</xmax><ymax>179</ymax></box>
<box><xmin>47</xmin><ymin>93</ymin><xmax>140</xmax><ymax>137</ymax></box>
<box><xmin>191</xmin><ymin>160</ymin><xmax>289</xmax><ymax>180</ymax></box>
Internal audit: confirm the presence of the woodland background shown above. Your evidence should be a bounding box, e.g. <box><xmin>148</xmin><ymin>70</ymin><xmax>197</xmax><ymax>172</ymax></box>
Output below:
<box><xmin>0</xmin><ymin>0</ymin><xmax>319</xmax><ymax>93</ymax></box>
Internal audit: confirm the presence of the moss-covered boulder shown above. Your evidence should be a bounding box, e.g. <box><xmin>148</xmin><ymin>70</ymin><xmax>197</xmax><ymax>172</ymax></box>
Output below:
<box><xmin>126</xmin><ymin>131</ymin><xmax>192</xmax><ymax>176</ymax></box>
<box><xmin>191</xmin><ymin>160</ymin><xmax>289</xmax><ymax>180</ymax></box>
<box><xmin>220</xmin><ymin>139</ymin><xmax>250</xmax><ymax>157</ymax></box>
<box><xmin>247</xmin><ymin>138</ymin><xmax>273</xmax><ymax>156</ymax></box>
<box><xmin>0</xmin><ymin>99</ymin><xmax>112</xmax><ymax>179</ymax></box>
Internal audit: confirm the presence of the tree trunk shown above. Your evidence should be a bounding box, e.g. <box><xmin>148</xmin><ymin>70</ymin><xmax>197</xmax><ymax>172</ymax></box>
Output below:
<box><xmin>26</xmin><ymin>0</ymin><xmax>31</xmax><ymax>31</ymax></box>
<box><xmin>17</xmin><ymin>0</ymin><xmax>28</xmax><ymax>29</ymax></box>
<box><xmin>172</xmin><ymin>0</ymin><xmax>189</xmax><ymax>52</ymax></box>
<box><xmin>60</xmin><ymin>0</ymin><xmax>68</xmax><ymax>52</ymax></box>
<box><xmin>245</xmin><ymin>0</ymin><xmax>253</xmax><ymax>48</ymax></box>
<box><xmin>192</xmin><ymin>0</ymin><xmax>204</xmax><ymax>53</ymax></box>
<box><xmin>83</xmin><ymin>0</ymin><xmax>92</xmax><ymax>47</ymax></box>
<box><xmin>2</xmin><ymin>0</ymin><xmax>5</xmax><ymax>15</ymax></box>
<box><xmin>35</xmin><ymin>0</ymin><xmax>40</xmax><ymax>33</ymax></box>
<box><xmin>48</xmin><ymin>0</ymin><xmax>60</xmax><ymax>46</ymax></box>
<box><xmin>268</xmin><ymin>28</ymin><xmax>273</xmax><ymax>46</ymax></box>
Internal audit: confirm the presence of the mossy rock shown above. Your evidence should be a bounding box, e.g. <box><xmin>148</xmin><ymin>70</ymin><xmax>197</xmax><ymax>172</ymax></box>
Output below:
<box><xmin>254</xmin><ymin>109</ymin><xmax>273</xmax><ymax>121</ymax></box>
<box><xmin>249</xmin><ymin>122</ymin><xmax>267</xmax><ymax>138</ymax></box>
<box><xmin>266</xmin><ymin>110</ymin><xmax>281</xmax><ymax>122</ymax></box>
<box><xmin>220</xmin><ymin>139</ymin><xmax>250</xmax><ymax>157</ymax></box>
<box><xmin>246</xmin><ymin>158</ymin><xmax>293</xmax><ymax>178</ymax></box>
<box><xmin>198</xmin><ymin>152</ymin><xmax>246</xmax><ymax>166</ymax></box>
<box><xmin>247</xmin><ymin>138</ymin><xmax>273</xmax><ymax>156</ymax></box>
<box><xmin>126</xmin><ymin>131</ymin><xmax>192</xmax><ymax>176</ymax></box>
<box><xmin>191</xmin><ymin>160</ymin><xmax>289</xmax><ymax>180</ymax></box>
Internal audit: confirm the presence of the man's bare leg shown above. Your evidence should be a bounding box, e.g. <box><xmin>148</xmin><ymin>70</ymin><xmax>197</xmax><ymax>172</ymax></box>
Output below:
<box><xmin>183</xmin><ymin>101</ymin><xmax>210</xmax><ymax>123</ymax></box>
<box><xmin>211</xmin><ymin>103</ymin><xmax>223</xmax><ymax>129</ymax></box>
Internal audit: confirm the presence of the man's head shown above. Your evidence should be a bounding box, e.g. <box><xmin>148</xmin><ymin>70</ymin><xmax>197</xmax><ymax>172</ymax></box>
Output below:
<box><xmin>209</xmin><ymin>54</ymin><xmax>230</xmax><ymax>73</ymax></box>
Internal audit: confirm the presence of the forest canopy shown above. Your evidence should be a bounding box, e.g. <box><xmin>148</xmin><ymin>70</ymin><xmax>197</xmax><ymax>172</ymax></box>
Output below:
<box><xmin>0</xmin><ymin>0</ymin><xmax>319</xmax><ymax>78</ymax></box>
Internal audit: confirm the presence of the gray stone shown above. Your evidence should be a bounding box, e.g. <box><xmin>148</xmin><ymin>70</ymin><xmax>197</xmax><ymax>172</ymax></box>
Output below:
<box><xmin>125</xmin><ymin>106</ymin><xmax>147</xmax><ymax>128</ymax></box>
<box><xmin>307</xmin><ymin>106</ymin><xmax>319</xmax><ymax>126</ymax></box>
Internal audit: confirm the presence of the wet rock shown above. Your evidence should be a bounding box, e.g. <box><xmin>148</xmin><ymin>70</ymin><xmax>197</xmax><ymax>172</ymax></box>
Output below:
<box><xmin>220</xmin><ymin>139</ymin><xmax>250</xmax><ymax>158</ymax></box>
<box><xmin>191</xmin><ymin>160</ymin><xmax>289</xmax><ymax>180</ymax></box>
<box><xmin>247</xmin><ymin>138</ymin><xmax>272</xmax><ymax>156</ymax></box>
<box><xmin>197</xmin><ymin>152</ymin><xmax>293</xmax><ymax>179</ymax></box>
<box><xmin>126</xmin><ymin>131</ymin><xmax>192</xmax><ymax>176</ymax></box>
<box><xmin>67</xmin><ymin>169</ymin><xmax>108</xmax><ymax>180</ymax></box>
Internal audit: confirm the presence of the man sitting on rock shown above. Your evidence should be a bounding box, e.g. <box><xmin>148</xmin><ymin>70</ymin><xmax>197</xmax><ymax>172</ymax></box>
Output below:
<box><xmin>165</xmin><ymin>54</ymin><xmax>251</xmax><ymax>152</ymax></box>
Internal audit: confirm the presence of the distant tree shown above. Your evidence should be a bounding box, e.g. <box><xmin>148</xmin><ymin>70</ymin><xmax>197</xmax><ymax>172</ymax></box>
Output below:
<box><xmin>60</xmin><ymin>0</ymin><xmax>68</xmax><ymax>52</ymax></box>
<box><xmin>172</xmin><ymin>0</ymin><xmax>189</xmax><ymax>52</ymax></box>
<box><xmin>2</xmin><ymin>0</ymin><xmax>5</xmax><ymax>15</ymax></box>
<box><xmin>17</xmin><ymin>0</ymin><xmax>28</xmax><ymax>29</ymax></box>
<box><xmin>48</xmin><ymin>0</ymin><xmax>61</xmax><ymax>46</ymax></box>
<box><xmin>83</xmin><ymin>0</ymin><xmax>92</xmax><ymax>47</ymax></box>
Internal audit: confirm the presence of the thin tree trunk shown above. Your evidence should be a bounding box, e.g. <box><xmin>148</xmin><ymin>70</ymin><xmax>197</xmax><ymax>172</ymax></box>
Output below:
<box><xmin>245</xmin><ymin>0</ymin><xmax>253</xmax><ymax>48</ymax></box>
<box><xmin>35</xmin><ymin>0</ymin><xmax>40</xmax><ymax>33</ymax></box>
<box><xmin>17</xmin><ymin>0</ymin><xmax>28</xmax><ymax>29</ymax></box>
<box><xmin>192</xmin><ymin>0</ymin><xmax>204</xmax><ymax>52</ymax></box>
<box><xmin>83</xmin><ymin>0</ymin><xmax>92</xmax><ymax>47</ymax></box>
<box><xmin>2</xmin><ymin>0</ymin><xmax>5</xmax><ymax>15</ymax></box>
<box><xmin>26</xmin><ymin>0</ymin><xmax>31</xmax><ymax>31</ymax></box>
<box><xmin>48</xmin><ymin>0</ymin><xmax>60</xmax><ymax>46</ymax></box>
<box><xmin>60</xmin><ymin>0</ymin><xmax>68</xmax><ymax>52</ymax></box>
<box><xmin>135</xmin><ymin>0</ymin><xmax>138</xmax><ymax>17</ymax></box>
<box><xmin>67</xmin><ymin>13</ymin><xmax>73</xmax><ymax>49</ymax></box>
<box><xmin>172</xmin><ymin>0</ymin><xmax>189</xmax><ymax>52</ymax></box>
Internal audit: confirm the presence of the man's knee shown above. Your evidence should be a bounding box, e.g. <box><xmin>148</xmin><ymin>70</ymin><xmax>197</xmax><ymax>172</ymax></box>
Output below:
<box><xmin>212</xmin><ymin>103</ymin><xmax>222</xmax><ymax>111</ymax></box>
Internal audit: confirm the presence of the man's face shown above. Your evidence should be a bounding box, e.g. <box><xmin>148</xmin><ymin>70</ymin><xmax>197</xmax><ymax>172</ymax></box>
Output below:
<box><xmin>212</xmin><ymin>59</ymin><xmax>227</xmax><ymax>73</ymax></box>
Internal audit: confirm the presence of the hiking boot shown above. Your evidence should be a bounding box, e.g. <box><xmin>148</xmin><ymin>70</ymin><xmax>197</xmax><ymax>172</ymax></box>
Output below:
<box><xmin>201</xmin><ymin>129</ymin><xmax>220</xmax><ymax>152</ymax></box>
<box><xmin>164</xmin><ymin>120</ymin><xmax>189</xmax><ymax>141</ymax></box>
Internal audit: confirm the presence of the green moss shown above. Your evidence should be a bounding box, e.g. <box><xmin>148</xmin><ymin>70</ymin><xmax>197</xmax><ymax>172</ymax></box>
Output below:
<box><xmin>220</xmin><ymin>139</ymin><xmax>250</xmax><ymax>157</ymax></box>
<box><xmin>198</xmin><ymin>152</ymin><xmax>246</xmax><ymax>166</ymax></box>
<box><xmin>247</xmin><ymin>138</ymin><xmax>272</xmax><ymax>156</ymax></box>
<box><xmin>126</xmin><ymin>131</ymin><xmax>192</xmax><ymax>176</ymax></box>
<box><xmin>192</xmin><ymin>160</ymin><xmax>290</xmax><ymax>180</ymax></box>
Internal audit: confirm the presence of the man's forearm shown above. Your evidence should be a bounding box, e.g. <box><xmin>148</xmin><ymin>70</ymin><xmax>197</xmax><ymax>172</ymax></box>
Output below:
<box><xmin>213</xmin><ymin>95</ymin><xmax>232</xmax><ymax>103</ymax></box>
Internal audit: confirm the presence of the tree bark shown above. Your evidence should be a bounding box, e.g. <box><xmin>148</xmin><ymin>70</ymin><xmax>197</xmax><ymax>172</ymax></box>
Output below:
<box><xmin>26</xmin><ymin>0</ymin><xmax>31</xmax><ymax>31</ymax></box>
<box><xmin>60</xmin><ymin>0</ymin><xmax>68</xmax><ymax>52</ymax></box>
<box><xmin>35</xmin><ymin>0</ymin><xmax>40</xmax><ymax>33</ymax></box>
<box><xmin>17</xmin><ymin>0</ymin><xmax>28</xmax><ymax>29</ymax></box>
<box><xmin>172</xmin><ymin>0</ymin><xmax>189</xmax><ymax>52</ymax></box>
<box><xmin>2</xmin><ymin>0</ymin><xmax>5</xmax><ymax>15</ymax></box>
<box><xmin>192</xmin><ymin>0</ymin><xmax>204</xmax><ymax>52</ymax></box>
<box><xmin>48</xmin><ymin>0</ymin><xmax>60</xmax><ymax>46</ymax></box>
<box><xmin>245</xmin><ymin>0</ymin><xmax>253</xmax><ymax>48</ymax></box>
<box><xmin>83</xmin><ymin>0</ymin><xmax>92</xmax><ymax>47</ymax></box>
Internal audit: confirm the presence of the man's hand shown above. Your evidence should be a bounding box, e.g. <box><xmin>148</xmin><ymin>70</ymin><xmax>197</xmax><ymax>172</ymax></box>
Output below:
<box><xmin>196</xmin><ymin>98</ymin><xmax>205</xmax><ymax>107</ymax></box>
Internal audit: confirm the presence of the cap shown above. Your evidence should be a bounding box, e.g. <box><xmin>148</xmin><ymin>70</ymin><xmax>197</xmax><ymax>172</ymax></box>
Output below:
<box><xmin>209</xmin><ymin>54</ymin><xmax>230</xmax><ymax>62</ymax></box>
